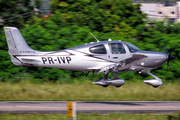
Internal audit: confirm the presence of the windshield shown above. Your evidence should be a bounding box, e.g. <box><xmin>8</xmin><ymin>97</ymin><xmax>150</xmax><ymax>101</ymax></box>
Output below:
<box><xmin>126</xmin><ymin>42</ymin><xmax>140</xmax><ymax>53</ymax></box>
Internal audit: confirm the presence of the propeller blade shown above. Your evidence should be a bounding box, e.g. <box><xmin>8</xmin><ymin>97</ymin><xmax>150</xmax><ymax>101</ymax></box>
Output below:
<box><xmin>167</xmin><ymin>48</ymin><xmax>175</xmax><ymax>62</ymax></box>
<box><xmin>164</xmin><ymin>44</ymin><xmax>168</xmax><ymax>54</ymax></box>
<box><xmin>165</xmin><ymin>47</ymin><xmax>175</xmax><ymax>70</ymax></box>
<box><xmin>168</xmin><ymin>48</ymin><xmax>173</xmax><ymax>55</ymax></box>
<box><xmin>169</xmin><ymin>55</ymin><xmax>176</xmax><ymax>61</ymax></box>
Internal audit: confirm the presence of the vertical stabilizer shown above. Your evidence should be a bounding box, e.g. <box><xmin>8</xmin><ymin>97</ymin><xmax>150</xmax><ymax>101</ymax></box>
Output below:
<box><xmin>4</xmin><ymin>27</ymin><xmax>35</xmax><ymax>66</ymax></box>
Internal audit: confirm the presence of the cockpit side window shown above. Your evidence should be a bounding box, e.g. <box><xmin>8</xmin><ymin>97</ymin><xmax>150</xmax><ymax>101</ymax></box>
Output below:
<box><xmin>109</xmin><ymin>43</ymin><xmax>126</xmax><ymax>54</ymax></box>
<box><xmin>89</xmin><ymin>44</ymin><xmax>107</xmax><ymax>54</ymax></box>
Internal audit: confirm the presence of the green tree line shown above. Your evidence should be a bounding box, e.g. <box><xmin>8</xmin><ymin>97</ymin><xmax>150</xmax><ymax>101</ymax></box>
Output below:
<box><xmin>0</xmin><ymin>0</ymin><xmax>179</xmax><ymax>83</ymax></box>
<box><xmin>133</xmin><ymin>0</ymin><xmax>179</xmax><ymax>6</ymax></box>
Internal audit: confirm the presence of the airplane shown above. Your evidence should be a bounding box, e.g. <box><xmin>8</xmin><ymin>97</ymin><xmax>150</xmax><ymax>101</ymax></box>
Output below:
<box><xmin>4</xmin><ymin>27</ymin><xmax>175</xmax><ymax>88</ymax></box>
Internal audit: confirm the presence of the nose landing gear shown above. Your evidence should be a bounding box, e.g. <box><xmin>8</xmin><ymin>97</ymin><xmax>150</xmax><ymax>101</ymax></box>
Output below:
<box><xmin>142</xmin><ymin>70</ymin><xmax>163</xmax><ymax>88</ymax></box>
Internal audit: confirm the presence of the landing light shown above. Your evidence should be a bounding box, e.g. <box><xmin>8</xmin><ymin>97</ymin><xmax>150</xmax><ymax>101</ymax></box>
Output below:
<box><xmin>141</xmin><ymin>63</ymin><xmax>144</xmax><ymax>66</ymax></box>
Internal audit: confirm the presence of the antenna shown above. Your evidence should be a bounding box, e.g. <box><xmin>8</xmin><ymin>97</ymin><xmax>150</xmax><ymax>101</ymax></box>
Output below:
<box><xmin>90</xmin><ymin>32</ymin><xmax>99</xmax><ymax>42</ymax></box>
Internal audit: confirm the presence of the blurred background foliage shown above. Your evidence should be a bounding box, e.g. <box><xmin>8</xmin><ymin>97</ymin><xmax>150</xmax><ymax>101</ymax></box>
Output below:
<box><xmin>0</xmin><ymin>0</ymin><xmax>179</xmax><ymax>83</ymax></box>
<box><xmin>0</xmin><ymin>0</ymin><xmax>42</xmax><ymax>28</ymax></box>
<box><xmin>133</xmin><ymin>0</ymin><xmax>180</xmax><ymax>6</ymax></box>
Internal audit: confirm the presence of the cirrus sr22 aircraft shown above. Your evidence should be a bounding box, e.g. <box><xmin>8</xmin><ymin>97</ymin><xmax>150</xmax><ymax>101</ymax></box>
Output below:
<box><xmin>4</xmin><ymin>27</ymin><xmax>175</xmax><ymax>88</ymax></box>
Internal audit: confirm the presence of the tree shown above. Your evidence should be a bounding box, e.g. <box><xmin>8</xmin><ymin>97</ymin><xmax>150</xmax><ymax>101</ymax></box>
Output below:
<box><xmin>50</xmin><ymin>0</ymin><xmax>146</xmax><ymax>33</ymax></box>
<box><xmin>0</xmin><ymin>0</ymin><xmax>42</xmax><ymax>28</ymax></box>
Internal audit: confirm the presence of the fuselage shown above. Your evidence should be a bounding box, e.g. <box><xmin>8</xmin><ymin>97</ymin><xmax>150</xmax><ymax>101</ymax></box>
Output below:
<box><xmin>16</xmin><ymin>41</ymin><xmax>168</xmax><ymax>73</ymax></box>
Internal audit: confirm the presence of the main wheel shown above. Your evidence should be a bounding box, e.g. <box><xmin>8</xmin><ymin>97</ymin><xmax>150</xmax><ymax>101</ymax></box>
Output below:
<box><xmin>102</xmin><ymin>85</ymin><xmax>108</xmax><ymax>87</ymax></box>
<box><xmin>115</xmin><ymin>86</ymin><xmax>121</xmax><ymax>88</ymax></box>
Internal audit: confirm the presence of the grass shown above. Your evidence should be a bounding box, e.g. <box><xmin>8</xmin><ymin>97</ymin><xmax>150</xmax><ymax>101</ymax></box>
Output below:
<box><xmin>0</xmin><ymin>113</ymin><xmax>171</xmax><ymax>120</ymax></box>
<box><xmin>0</xmin><ymin>80</ymin><xmax>179</xmax><ymax>101</ymax></box>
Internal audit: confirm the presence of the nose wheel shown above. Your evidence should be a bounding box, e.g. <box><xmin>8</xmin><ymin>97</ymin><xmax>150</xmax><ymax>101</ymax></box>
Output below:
<box><xmin>102</xmin><ymin>85</ymin><xmax>109</xmax><ymax>87</ymax></box>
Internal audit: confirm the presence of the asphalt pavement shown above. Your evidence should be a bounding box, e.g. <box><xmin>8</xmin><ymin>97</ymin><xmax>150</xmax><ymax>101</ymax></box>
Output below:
<box><xmin>0</xmin><ymin>101</ymin><xmax>180</xmax><ymax>114</ymax></box>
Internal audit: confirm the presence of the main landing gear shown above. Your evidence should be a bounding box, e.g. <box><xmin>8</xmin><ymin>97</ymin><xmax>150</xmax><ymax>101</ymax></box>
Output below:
<box><xmin>93</xmin><ymin>72</ymin><xmax>125</xmax><ymax>88</ymax></box>
<box><xmin>92</xmin><ymin>69</ymin><xmax>163</xmax><ymax>88</ymax></box>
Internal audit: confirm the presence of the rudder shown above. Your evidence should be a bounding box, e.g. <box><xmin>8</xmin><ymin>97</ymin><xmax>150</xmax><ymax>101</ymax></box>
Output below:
<box><xmin>4</xmin><ymin>27</ymin><xmax>35</xmax><ymax>66</ymax></box>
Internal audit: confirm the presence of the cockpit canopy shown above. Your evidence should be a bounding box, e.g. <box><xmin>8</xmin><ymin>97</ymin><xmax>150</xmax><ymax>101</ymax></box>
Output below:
<box><xmin>89</xmin><ymin>41</ymin><xmax>140</xmax><ymax>54</ymax></box>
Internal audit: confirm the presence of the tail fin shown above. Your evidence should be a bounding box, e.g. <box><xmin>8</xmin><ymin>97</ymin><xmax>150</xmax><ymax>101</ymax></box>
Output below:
<box><xmin>4</xmin><ymin>27</ymin><xmax>35</xmax><ymax>66</ymax></box>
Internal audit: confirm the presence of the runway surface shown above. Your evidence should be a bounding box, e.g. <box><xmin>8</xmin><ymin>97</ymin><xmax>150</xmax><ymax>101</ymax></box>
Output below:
<box><xmin>0</xmin><ymin>101</ymin><xmax>180</xmax><ymax>114</ymax></box>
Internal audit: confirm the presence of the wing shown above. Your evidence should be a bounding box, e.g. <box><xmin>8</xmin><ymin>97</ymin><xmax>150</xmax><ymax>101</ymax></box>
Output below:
<box><xmin>118</xmin><ymin>54</ymin><xmax>147</xmax><ymax>71</ymax></box>
<box><xmin>98</xmin><ymin>54</ymin><xmax>147</xmax><ymax>74</ymax></box>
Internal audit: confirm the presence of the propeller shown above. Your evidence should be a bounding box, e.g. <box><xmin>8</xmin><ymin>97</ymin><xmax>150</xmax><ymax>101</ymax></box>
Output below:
<box><xmin>164</xmin><ymin>45</ymin><xmax>176</xmax><ymax>69</ymax></box>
